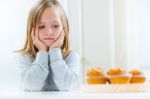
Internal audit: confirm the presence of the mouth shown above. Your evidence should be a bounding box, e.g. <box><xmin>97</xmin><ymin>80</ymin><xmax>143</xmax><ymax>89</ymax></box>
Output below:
<box><xmin>43</xmin><ymin>38</ymin><xmax>55</xmax><ymax>41</ymax></box>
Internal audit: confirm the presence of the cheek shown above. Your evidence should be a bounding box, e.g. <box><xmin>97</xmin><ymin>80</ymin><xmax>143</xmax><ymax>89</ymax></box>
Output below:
<box><xmin>38</xmin><ymin>33</ymin><xmax>43</xmax><ymax>40</ymax></box>
<box><xmin>55</xmin><ymin>28</ymin><xmax>63</xmax><ymax>37</ymax></box>
<box><xmin>56</xmin><ymin>32</ymin><xmax>61</xmax><ymax>37</ymax></box>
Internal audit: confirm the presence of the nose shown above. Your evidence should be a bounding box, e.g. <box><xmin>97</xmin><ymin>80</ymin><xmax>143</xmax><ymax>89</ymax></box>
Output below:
<box><xmin>46</xmin><ymin>27</ymin><xmax>53</xmax><ymax>35</ymax></box>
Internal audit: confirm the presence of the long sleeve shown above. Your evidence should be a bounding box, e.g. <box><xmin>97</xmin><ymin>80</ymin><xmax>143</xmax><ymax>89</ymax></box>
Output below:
<box><xmin>49</xmin><ymin>48</ymin><xmax>80</xmax><ymax>91</ymax></box>
<box><xmin>17</xmin><ymin>51</ymin><xmax>49</xmax><ymax>91</ymax></box>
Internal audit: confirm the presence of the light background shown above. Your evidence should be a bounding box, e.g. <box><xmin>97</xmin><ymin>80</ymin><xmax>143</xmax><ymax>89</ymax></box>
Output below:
<box><xmin>0</xmin><ymin>0</ymin><xmax>150</xmax><ymax>91</ymax></box>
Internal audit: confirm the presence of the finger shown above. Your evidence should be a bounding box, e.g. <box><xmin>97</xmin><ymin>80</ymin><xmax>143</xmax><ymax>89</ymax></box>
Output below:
<box><xmin>57</xmin><ymin>31</ymin><xmax>63</xmax><ymax>39</ymax></box>
<box><xmin>36</xmin><ymin>28</ymin><xmax>40</xmax><ymax>39</ymax></box>
<box><xmin>53</xmin><ymin>31</ymin><xmax>63</xmax><ymax>43</ymax></box>
<box><xmin>54</xmin><ymin>32</ymin><xmax>61</xmax><ymax>42</ymax></box>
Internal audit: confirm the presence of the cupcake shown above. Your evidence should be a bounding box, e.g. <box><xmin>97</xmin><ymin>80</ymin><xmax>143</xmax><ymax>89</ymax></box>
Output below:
<box><xmin>107</xmin><ymin>67</ymin><xmax>131</xmax><ymax>84</ymax></box>
<box><xmin>129</xmin><ymin>68</ymin><xmax>146</xmax><ymax>83</ymax></box>
<box><xmin>86</xmin><ymin>67</ymin><xmax>107</xmax><ymax>84</ymax></box>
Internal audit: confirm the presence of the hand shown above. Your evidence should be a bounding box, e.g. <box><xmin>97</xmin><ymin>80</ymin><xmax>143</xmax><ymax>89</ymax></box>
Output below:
<box><xmin>49</xmin><ymin>30</ymin><xmax>64</xmax><ymax>50</ymax></box>
<box><xmin>31</xmin><ymin>28</ymin><xmax>48</xmax><ymax>51</ymax></box>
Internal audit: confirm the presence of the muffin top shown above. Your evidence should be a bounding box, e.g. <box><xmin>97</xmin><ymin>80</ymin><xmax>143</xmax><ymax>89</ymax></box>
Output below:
<box><xmin>129</xmin><ymin>68</ymin><xmax>143</xmax><ymax>75</ymax></box>
<box><xmin>107</xmin><ymin>67</ymin><xmax>126</xmax><ymax>75</ymax></box>
<box><xmin>86</xmin><ymin>67</ymin><xmax>105</xmax><ymax>76</ymax></box>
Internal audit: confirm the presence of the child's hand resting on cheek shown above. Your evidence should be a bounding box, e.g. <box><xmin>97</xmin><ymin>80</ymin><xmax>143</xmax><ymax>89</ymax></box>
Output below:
<box><xmin>49</xmin><ymin>30</ymin><xmax>64</xmax><ymax>50</ymax></box>
<box><xmin>31</xmin><ymin>28</ymin><xmax>48</xmax><ymax>52</ymax></box>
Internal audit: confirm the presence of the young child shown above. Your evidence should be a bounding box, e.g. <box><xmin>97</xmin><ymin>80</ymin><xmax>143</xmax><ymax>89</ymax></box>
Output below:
<box><xmin>17</xmin><ymin>0</ymin><xmax>80</xmax><ymax>91</ymax></box>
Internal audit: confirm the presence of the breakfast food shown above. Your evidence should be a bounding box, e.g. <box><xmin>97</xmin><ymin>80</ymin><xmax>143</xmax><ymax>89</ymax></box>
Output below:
<box><xmin>86</xmin><ymin>67</ymin><xmax>107</xmax><ymax>84</ymax></box>
<box><xmin>86</xmin><ymin>67</ymin><xmax>146</xmax><ymax>85</ymax></box>
<box><xmin>107</xmin><ymin>67</ymin><xmax>131</xmax><ymax>84</ymax></box>
<box><xmin>129</xmin><ymin>68</ymin><xmax>146</xmax><ymax>83</ymax></box>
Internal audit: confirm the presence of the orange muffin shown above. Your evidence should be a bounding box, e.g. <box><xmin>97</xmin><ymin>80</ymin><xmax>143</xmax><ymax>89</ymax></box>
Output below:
<box><xmin>129</xmin><ymin>68</ymin><xmax>146</xmax><ymax>83</ymax></box>
<box><xmin>86</xmin><ymin>67</ymin><xmax>107</xmax><ymax>84</ymax></box>
<box><xmin>107</xmin><ymin>67</ymin><xmax>131</xmax><ymax>84</ymax></box>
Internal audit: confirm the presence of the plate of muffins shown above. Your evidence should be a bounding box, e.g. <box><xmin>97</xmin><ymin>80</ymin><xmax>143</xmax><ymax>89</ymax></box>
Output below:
<box><xmin>81</xmin><ymin>67</ymin><xmax>150</xmax><ymax>93</ymax></box>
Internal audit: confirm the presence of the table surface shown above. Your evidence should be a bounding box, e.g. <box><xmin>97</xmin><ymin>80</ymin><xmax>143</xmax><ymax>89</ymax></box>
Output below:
<box><xmin>1</xmin><ymin>90</ymin><xmax>150</xmax><ymax>99</ymax></box>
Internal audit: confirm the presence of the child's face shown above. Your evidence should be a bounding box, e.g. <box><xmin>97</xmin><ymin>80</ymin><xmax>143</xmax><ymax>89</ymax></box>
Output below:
<box><xmin>38</xmin><ymin>7</ymin><xmax>63</xmax><ymax>47</ymax></box>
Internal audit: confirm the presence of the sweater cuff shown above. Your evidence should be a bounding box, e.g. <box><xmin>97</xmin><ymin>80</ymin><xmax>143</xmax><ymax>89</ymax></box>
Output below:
<box><xmin>35</xmin><ymin>51</ymin><xmax>49</xmax><ymax>65</ymax></box>
<box><xmin>49</xmin><ymin>48</ymin><xmax>63</xmax><ymax>63</ymax></box>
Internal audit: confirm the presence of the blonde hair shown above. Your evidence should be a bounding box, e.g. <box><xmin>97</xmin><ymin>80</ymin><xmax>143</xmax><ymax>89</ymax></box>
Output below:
<box><xmin>19</xmin><ymin>0</ymin><xmax>70</xmax><ymax>59</ymax></box>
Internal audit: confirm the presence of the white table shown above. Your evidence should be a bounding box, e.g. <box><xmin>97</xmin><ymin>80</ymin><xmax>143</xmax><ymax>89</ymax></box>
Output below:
<box><xmin>1</xmin><ymin>90</ymin><xmax>150</xmax><ymax>99</ymax></box>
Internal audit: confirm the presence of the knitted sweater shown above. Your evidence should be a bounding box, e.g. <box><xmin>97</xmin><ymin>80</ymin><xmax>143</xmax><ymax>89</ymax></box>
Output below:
<box><xmin>17</xmin><ymin>48</ymin><xmax>80</xmax><ymax>91</ymax></box>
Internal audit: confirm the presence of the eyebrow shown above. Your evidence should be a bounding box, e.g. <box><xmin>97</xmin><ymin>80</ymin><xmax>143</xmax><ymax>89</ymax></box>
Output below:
<box><xmin>39</xmin><ymin>22</ymin><xmax>45</xmax><ymax>24</ymax></box>
<box><xmin>39</xmin><ymin>20</ymin><xmax>60</xmax><ymax>24</ymax></box>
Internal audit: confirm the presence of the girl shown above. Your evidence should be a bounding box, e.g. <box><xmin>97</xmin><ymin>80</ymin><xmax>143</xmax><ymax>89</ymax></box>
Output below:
<box><xmin>17</xmin><ymin>0</ymin><xmax>80</xmax><ymax>91</ymax></box>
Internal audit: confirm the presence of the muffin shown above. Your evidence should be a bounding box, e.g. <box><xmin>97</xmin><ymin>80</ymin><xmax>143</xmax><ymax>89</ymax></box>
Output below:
<box><xmin>107</xmin><ymin>67</ymin><xmax>131</xmax><ymax>84</ymax></box>
<box><xmin>129</xmin><ymin>68</ymin><xmax>146</xmax><ymax>83</ymax></box>
<box><xmin>86</xmin><ymin>67</ymin><xmax>107</xmax><ymax>84</ymax></box>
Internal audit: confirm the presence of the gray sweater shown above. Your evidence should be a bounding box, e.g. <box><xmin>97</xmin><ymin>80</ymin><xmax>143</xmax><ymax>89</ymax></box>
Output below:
<box><xmin>17</xmin><ymin>48</ymin><xmax>80</xmax><ymax>91</ymax></box>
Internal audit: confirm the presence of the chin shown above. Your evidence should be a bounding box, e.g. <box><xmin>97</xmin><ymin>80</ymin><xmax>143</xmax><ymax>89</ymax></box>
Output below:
<box><xmin>41</xmin><ymin>40</ymin><xmax>53</xmax><ymax>47</ymax></box>
<box><xmin>44</xmin><ymin>42</ymin><xmax>52</xmax><ymax>47</ymax></box>
<box><xmin>45</xmin><ymin>44</ymin><xmax>52</xmax><ymax>47</ymax></box>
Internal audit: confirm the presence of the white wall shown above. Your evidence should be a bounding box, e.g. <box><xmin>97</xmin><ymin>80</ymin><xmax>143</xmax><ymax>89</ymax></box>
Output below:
<box><xmin>0</xmin><ymin>0</ymin><xmax>37</xmax><ymax>90</ymax></box>
<box><xmin>82</xmin><ymin>0</ymin><xmax>113</xmax><ymax>72</ymax></box>
<box><xmin>112</xmin><ymin>0</ymin><xmax>139</xmax><ymax>69</ymax></box>
<box><xmin>81</xmin><ymin>0</ymin><xmax>150</xmax><ymax>72</ymax></box>
<box><xmin>138</xmin><ymin>0</ymin><xmax>150</xmax><ymax>69</ymax></box>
